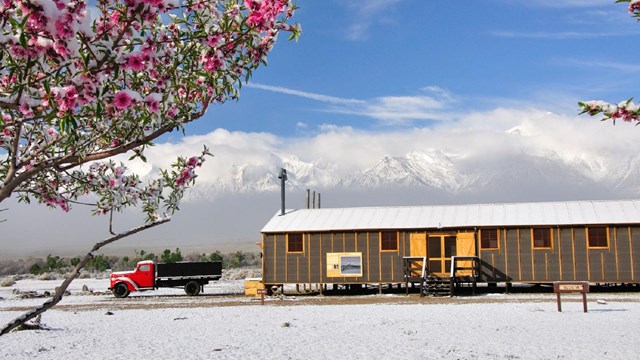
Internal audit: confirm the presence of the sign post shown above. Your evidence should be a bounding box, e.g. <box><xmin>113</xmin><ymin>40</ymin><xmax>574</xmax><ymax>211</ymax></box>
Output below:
<box><xmin>257</xmin><ymin>288</ymin><xmax>268</xmax><ymax>305</ymax></box>
<box><xmin>553</xmin><ymin>281</ymin><xmax>589</xmax><ymax>313</ymax></box>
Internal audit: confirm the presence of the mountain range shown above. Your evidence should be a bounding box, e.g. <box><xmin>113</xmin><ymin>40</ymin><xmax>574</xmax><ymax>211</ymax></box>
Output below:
<box><xmin>188</xmin><ymin>147</ymin><xmax>638</xmax><ymax>203</ymax></box>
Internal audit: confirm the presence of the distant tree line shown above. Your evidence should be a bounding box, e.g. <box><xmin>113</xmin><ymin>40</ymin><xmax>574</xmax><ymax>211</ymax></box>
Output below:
<box><xmin>0</xmin><ymin>249</ymin><xmax>260</xmax><ymax>276</ymax></box>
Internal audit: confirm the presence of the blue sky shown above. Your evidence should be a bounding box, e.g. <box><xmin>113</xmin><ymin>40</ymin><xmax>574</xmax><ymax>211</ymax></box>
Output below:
<box><xmin>185</xmin><ymin>0</ymin><xmax>640</xmax><ymax>137</ymax></box>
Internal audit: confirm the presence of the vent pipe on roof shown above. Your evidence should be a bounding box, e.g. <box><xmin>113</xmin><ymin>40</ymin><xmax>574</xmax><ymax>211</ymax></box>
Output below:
<box><xmin>278</xmin><ymin>168</ymin><xmax>287</xmax><ymax>216</ymax></box>
<box><xmin>305</xmin><ymin>189</ymin><xmax>322</xmax><ymax>209</ymax></box>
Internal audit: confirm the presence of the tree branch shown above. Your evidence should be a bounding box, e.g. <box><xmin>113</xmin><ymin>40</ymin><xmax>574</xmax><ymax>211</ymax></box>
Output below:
<box><xmin>0</xmin><ymin>217</ymin><xmax>171</xmax><ymax>337</ymax></box>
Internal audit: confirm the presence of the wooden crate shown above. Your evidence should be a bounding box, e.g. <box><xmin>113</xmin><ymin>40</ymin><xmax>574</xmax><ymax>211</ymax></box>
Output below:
<box><xmin>244</xmin><ymin>278</ymin><xmax>265</xmax><ymax>296</ymax></box>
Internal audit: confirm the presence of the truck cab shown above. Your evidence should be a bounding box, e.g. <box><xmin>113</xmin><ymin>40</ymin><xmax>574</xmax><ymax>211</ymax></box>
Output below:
<box><xmin>109</xmin><ymin>260</ymin><xmax>155</xmax><ymax>298</ymax></box>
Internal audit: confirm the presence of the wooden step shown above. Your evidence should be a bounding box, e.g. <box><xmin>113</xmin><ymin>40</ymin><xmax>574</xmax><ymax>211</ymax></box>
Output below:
<box><xmin>422</xmin><ymin>277</ymin><xmax>451</xmax><ymax>297</ymax></box>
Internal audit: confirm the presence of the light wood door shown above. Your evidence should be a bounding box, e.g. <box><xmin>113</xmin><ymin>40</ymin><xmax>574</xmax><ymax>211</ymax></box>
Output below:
<box><xmin>456</xmin><ymin>232</ymin><xmax>476</xmax><ymax>276</ymax></box>
<box><xmin>410</xmin><ymin>233</ymin><xmax>427</xmax><ymax>257</ymax></box>
<box><xmin>409</xmin><ymin>233</ymin><xmax>426</xmax><ymax>276</ymax></box>
<box><xmin>427</xmin><ymin>235</ymin><xmax>457</xmax><ymax>276</ymax></box>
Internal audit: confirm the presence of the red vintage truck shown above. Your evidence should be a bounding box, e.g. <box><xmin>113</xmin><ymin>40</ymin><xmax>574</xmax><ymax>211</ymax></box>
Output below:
<box><xmin>109</xmin><ymin>260</ymin><xmax>222</xmax><ymax>298</ymax></box>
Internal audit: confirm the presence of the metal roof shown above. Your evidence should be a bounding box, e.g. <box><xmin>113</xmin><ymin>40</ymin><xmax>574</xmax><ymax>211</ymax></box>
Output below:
<box><xmin>260</xmin><ymin>199</ymin><xmax>640</xmax><ymax>233</ymax></box>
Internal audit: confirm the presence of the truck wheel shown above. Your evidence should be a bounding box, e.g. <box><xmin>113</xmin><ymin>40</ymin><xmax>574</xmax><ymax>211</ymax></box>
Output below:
<box><xmin>185</xmin><ymin>281</ymin><xmax>201</xmax><ymax>296</ymax></box>
<box><xmin>113</xmin><ymin>283</ymin><xmax>130</xmax><ymax>298</ymax></box>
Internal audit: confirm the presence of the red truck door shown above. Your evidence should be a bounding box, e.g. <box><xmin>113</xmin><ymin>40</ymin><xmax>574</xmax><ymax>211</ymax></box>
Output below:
<box><xmin>134</xmin><ymin>261</ymin><xmax>155</xmax><ymax>288</ymax></box>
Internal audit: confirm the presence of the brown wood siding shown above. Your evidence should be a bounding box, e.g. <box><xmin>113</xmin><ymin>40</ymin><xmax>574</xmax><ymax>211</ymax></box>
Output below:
<box><xmin>494</xmin><ymin>230</ymin><xmax>507</xmax><ymax>281</ymax></box>
<box><xmin>533</xmin><ymin>250</ymin><xmax>548</xmax><ymax>281</ymax></box>
<box><xmin>344</xmin><ymin>233</ymin><xmax>356</xmax><ymax>252</ymax></box>
<box><xmin>518</xmin><ymin>230</ymin><xmax>533</xmax><ymax>281</ymax></box>
<box><xmin>602</xmin><ymin>227</ymin><xmax>617</xmax><ymax>281</ymax></box>
<box><xmin>334</xmin><ymin>232</ymin><xmax>344</xmax><ymax>252</ymax></box>
<box><xmin>263</xmin><ymin>234</ymin><xmax>275</xmax><ymax>283</ymax></box>
<box><xmin>357</xmin><ymin>233</ymin><xmax>369</xmax><ymax>281</ymax></box>
<box><xmin>368</xmin><ymin>231</ymin><xmax>380</xmax><ymax>282</ymax></box>
<box><xmin>573</xmin><ymin>229</ymin><xmax>589</xmax><ymax>281</ymax></box>
<box><xmin>506</xmin><ymin>230</ymin><xmax>519</xmax><ymax>282</ymax></box>
<box><xmin>479</xmin><ymin>249</ymin><xmax>497</xmax><ymax>282</ymax></box>
<box><xmin>380</xmin><ymin>252</ymin><xmax>396</xmax><ymax>282</ymax></box>
<box><xmin>559</xmin><ymin>228</ymin><xmax>574</xmax><ymax>280</ymax></box>
<box><xmin>544</xmin><ymin>249</ymin><xmax>561</xmax><ymax>282</ymax></box>
<box><xmin>632</xmin><ymin>227</ymin><xmax>640</xmax><ymax>281</ymax></box>
<box><xmin>588</xmin><ymin>249</ymin><xmax>604</xmax><ymax>282</ymax></box>
<box><xmin>617</xmin><ymin>227</ymin><xmax>633</xmax><ymax>282</ymax></box>
<box><xmin>321</xmin><ymin>232</ymin><xmax>335</xmax><ymax>282</ymax></box>
<box><xmin>308</xmin><ymin>234</ymin><xmax>321</xmax><ymax>283</ymax></box>
<box><xmin>286</xmin><ymin>252</ymin><xmax>304</xmax><ymax>283</ymax></box>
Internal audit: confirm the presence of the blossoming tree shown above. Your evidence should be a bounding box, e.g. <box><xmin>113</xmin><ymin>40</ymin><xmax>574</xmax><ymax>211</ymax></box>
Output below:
<box><xmin>579</xmin><ymin>0</ymin><xmax>640</xmax><ymax>123</ymax></box>
<box><xmin>0</xmin><ymin>0</ymin><xmax>297</xmax><ymax>335</ymax></box>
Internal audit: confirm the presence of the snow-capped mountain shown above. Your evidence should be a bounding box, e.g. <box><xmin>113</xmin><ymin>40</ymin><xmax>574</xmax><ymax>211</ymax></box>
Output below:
<box><xmin>184</xmin><ymin>147</ymin><xmax>640</xmax><ymax>201</ymax></box>
<box><xmin>342</xmin><ymin>150</ymin><xmax>464</xmax><ymax>191</ymax></box>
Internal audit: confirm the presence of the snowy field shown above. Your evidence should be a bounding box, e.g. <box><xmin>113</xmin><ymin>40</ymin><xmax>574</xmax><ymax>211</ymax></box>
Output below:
<box><xmin>1</xmin><ymin>278</ymin><xmax>640</xmax><ymax>359</ymax></box>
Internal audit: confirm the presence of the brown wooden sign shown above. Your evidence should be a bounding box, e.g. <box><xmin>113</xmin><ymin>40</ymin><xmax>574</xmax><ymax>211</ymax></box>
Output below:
<box><xmin>257</xmin><ymin>288</ymin><xmax>267</xmax><ymax>305</ymax></box>
<box><xmin>553</xmin><ymin>281</ymin><xmax>589</xmax><ymax>312</ymax></box>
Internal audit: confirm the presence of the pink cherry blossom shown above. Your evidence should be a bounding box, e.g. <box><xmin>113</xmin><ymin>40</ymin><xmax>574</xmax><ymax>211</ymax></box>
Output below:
<box><xmin>126</xmin><ymin>54</ymin><xmax>145</xmax><ymax>71</ymax></box>
<box><xmin>113</xmin><ymin>91</ymin><xmax>133</xmax><ymax>110</ymax></box>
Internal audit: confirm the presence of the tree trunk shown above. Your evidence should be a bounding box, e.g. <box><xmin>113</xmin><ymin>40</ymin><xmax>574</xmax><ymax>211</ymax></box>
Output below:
<box><xmin>0</xmin><ymin>217</ymin><xmax>170</xmax><ymax>336</ymax></box>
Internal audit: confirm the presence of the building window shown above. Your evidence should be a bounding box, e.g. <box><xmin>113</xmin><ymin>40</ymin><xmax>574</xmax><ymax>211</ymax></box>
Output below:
<box><xmin>287</xmin><ymin>233</ymin><xmax>304</xmax><ymax>253</ymax></box>
<box><xmin>380</xmin><ymin>231</ymin><xmax>398</xmax><ymax>251</ymax></box>
<box><xmin>480</xmin><ymin>229</ymin><xmax>499</xmax><ymax>250</ymax></box>
<box><xmin>532</xmin><ymin>228</ymin><xmax>552</xmax><ymax>249</ymax></box>
<box><xmin>587</xmin><ymin>226</ymin><xmax>608</xmax><ymax>248</ymax></box>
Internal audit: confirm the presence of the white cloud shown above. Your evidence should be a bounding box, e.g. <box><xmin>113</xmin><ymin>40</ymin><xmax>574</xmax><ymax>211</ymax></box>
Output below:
<box><xmin>245</xmin><ymin>83</ymin><xmax>364</xmax><ymax>105</ymax></box>
<box><xmin>520</xmin><ymin>0</ymin><xmax>615</xmax><ymax>8</ymax></box>
<box><xmin>249</xmin><ymin>83</ymin><xmax>457</xmax><ymax>125</ymax></box>
<box><xmin>489</xmin><ymin>30</ymin><xmax>635</xmax><ymax>39</ymax></box>
<box><xmin>342</xmin><ymin>0</ymin><xmax>402</xmax><ymax>41</ymax></box>
<box><xmin>125</xmin><ymin>106</ymin><xmax>639</xmax><ymax>191</ymax></box>
<box><xmin>563</xmin><ymin>58</ymin><xmax>640</xmax><ymax>73</ymax></box>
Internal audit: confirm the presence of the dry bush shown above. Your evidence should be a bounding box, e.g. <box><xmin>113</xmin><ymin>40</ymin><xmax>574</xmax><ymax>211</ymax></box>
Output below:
<box><xmin>0</xmin><ymin>277</ymin><xmax>16</xmax><ymax>287</ymax></box>
<box><xmin>222</xmin><ymin>268</ymin><xmax>262</xmax><ymax>281</ymax></box>
<box><xmin>37</xmin><ymin>273</ymin><xmax>54</xmax><ymax>281</ymax></box>
<box><xmin>0</xmin><ymin>259</ymin><xmax>31</xmax><ymax>276</ymax></box>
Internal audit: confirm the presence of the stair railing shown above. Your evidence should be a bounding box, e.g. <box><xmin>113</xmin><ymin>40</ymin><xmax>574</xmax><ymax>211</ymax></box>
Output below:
<box><xmin>449</xmin><ymin>256</ymin><xmax>481</xmax><ymax>296</ymax></box>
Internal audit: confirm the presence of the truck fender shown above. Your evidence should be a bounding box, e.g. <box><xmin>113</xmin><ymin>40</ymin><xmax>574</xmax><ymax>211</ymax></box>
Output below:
<box><xmin>112</xmin><ymin>277</ymin><xmax>140</xmax><ymax>291</ymax></box>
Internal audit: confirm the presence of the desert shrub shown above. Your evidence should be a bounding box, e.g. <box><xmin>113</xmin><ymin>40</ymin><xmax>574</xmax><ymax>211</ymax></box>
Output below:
<box><xmin>86</xmin><ymin>254</ymin><xmax>111</xmax><ymax>272</ymax></box>
<box><xmin>29</xmin><ymin>263</ymin><xmax>43</xmax><ymax>275</ymax></box>
<box><xmin>37</xmin><ymin>273</ymin><xmax>54</xmax><ymax>280</ymax></box>
<box><xmin>0</xmin><ymin>259</ymin><xmax>31</xmax><ymax>276</ymax></box>
<box><xmin>160</xmin><ymin>248</ymin><xmax>183</xmax><ymax>263</ymax></box>
<box><xmin>0</xmin><ymin>277</ymin><xmax>16</xmax><ymax>287</ymax></box>
<box><xmin>209</xmin><ymin>250</ymin><xmax>224</xmax><ymax>263</ymax></box>
<box><xmin>70</xmin><ymin>257</ymin><xmax>81</xmax><ymax>267</ymax></box>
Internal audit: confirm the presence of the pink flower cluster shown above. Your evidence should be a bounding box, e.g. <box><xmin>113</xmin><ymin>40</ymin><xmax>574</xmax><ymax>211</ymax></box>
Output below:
<box><xmin>629</xmin><ymin>0</ymin><xmax>640</xmax><ymax>13</ymax></box>
<box><xmin>246</xmin><ymin>0</ymin><xmax>289</xmax><ymax>31</ymax></box>
<box><xmin>175</xmin><ymin>156</ymin><xmax>202</xmax><ymax>187</ymax></box>
<box><xmin>44</xmin><ymin>194</ymin><xmax>70</xmax><ymax>212</ymax></box>
<box><xmin>582</xmin><ymin>100</ymin><xmax>640</xmax><ymax>123</ymax></box>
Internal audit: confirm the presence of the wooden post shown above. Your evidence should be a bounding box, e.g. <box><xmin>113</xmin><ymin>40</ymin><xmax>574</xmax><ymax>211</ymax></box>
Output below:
<box><xmin>257</xmin><ymin>288</ymin><xmax>268</xmax><ymax>305</ymax></box>
<box><xmin>557</xmin><ymin>292</ymin><xmax>562</xmax><ymax>312</ymax></box>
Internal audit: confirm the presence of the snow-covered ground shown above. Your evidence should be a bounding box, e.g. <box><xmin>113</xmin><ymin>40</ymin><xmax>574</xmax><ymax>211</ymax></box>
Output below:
<box><xmin>1</xmin><ymin>278</ymin><xmax>639</xmax><ymax>359</ymax></box>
